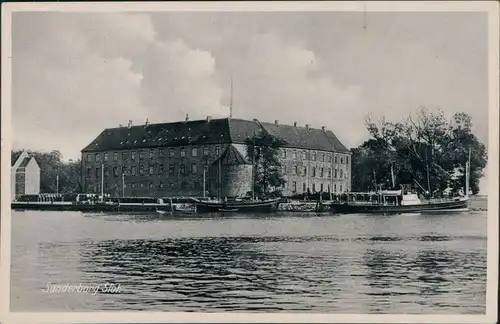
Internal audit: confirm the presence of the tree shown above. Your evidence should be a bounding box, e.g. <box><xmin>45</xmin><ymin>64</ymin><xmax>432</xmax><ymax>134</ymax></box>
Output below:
<box><xmin>11</xmin><ymin>149</ymin><xmax>82</xmax><ymax>194</ymax></box>
<box><xmin>245</xmin><ymin>131</ymin><xmax>287</xmax><ymax>198</ymax></box>
<box><xmin>351</xmin><ymin>108</ymin><xmax>487</xmax><ymax>195</ymax></box>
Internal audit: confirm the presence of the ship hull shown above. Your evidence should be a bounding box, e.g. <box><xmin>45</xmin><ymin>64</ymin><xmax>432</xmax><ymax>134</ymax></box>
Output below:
<box><xmin>194</xmin><ymin>199</ymin><xmax>280</xmax><ymax>213</ymax></box>
<box><xmin>330</xmin><ymin>198</ymin><xmax>468</xmax><ymax>214</ymax></box>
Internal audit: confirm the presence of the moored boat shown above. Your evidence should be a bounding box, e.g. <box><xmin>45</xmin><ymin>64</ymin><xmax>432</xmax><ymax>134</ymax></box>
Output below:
<box><xmin>192</xmin><ymin>198</ymin><xmax>280</xmax><ymax>213</ymax></box>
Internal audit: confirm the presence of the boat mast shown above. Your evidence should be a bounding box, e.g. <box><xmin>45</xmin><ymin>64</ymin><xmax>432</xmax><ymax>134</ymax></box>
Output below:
<box><xmin>465</xmin><ymin>147</ymin><xmax>471</xmax><ymax>199</ymax></box>
<box><xmin>252</xmin><ymin>126</ymin><xmax>256</xmax><ymax>201</ymax></box>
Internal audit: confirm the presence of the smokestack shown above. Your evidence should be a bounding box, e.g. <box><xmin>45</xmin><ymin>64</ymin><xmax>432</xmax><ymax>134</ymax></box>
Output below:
<box><xmin>206</xmin><ymin>116</ymin><xmax>212</xmax><ymax>122</ymax></box>
<box><xmin>306</xmin><ymin>124</ymin><xmax>310</xmax><ymax>129</ymax></box>
<box><xmin>275</xmin><ymin>120</ymin><xmax>279</xmax><ymax>125</ymax></box>
<box><xmin>185</xmin><ymin>113</ymin><xmax>189</xmax><ymax>122</ymax></box>
<box><xmin>128</xmin><ymin>120</ymin><xmax>132</xmax><ymax>128</ymax></box>
<box><xmin>145</xmin><ymin>118</ymin><xmax>149</xmax><ymax>126</ymax></box>
<box><xmin>294</xmin><ymin>122</ymin><xmax>297</xmax><ymax>127</ymax></box>
<box><xmin>321</xmin><ymin>126</ymin><xmax>326</xmax><ymax>132</ymax></box>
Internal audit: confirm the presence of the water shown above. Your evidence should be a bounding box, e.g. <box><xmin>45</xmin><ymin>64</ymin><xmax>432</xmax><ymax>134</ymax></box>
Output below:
<box><xmin>11</xmin><ymin>208</ymin><xmax>487</xmax><ymax>313</ymax></box>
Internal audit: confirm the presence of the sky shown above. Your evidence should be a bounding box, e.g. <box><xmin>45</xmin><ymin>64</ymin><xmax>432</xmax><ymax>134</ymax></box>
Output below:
<box><xmin>10</xmin><ymin>10</ymin><xmax>490</xmax><ymax>193</ymax></box>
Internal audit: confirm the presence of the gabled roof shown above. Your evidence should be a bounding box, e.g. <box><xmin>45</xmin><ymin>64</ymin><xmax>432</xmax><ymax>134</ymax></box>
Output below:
<box><xmin>81</xmin><ymin>118</ymin><xmax>350</xmax><ymax>153</ymax></box>
<box><xmin>212</xmin><ymin>144</ymin><xmax>250</xmax><ymax>166</ymax></box>
<box><xmin>18</xmin><ymin>157</ymin><xmax>31</xmax><ymax>168</ymax></box>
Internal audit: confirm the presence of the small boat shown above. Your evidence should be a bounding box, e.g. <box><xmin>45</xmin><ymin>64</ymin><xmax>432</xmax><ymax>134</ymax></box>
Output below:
<box><xmin>192</xmin><ymin>198</ymin><xmax>281</xmax><ymax>213</ymax></box>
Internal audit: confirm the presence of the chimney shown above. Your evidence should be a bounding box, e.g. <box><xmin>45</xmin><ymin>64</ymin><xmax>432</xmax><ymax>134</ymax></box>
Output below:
<box><xmin>306</xmin><ymin>124</ymin><xmax>310</xmax><ymax>129</ymax></box>
<box><xmin>185</xmin><ymin>113</ymin><xmax>189</xmax><ymax>122</ymax></box>
<box><xmin>274</xmin><ymin>120</ymin><xmax>279</xmax><ymax>125</ymax></box>
<box><xmin>321</xmin><ymin>126</ymin><xmax>326</xmax><ymax>132</ymax></box>
<box><xmin>206</xmin><ymin>116</ymin><xmax>212</xmax><ymax>122</ymax></box>
<box><xmin>128</xmin><ymin>120</ymin><xmax>132</xmax><ymax>128</ymax></box>
<box><xmin>145</xmin><ymin>118</ymin><xmax>149</xmax><ymax>126</ymax></box>
<box><xmin>294</xmin><ymin>122</ymin><xmax>297</xmax><ymax>127</ymax></box>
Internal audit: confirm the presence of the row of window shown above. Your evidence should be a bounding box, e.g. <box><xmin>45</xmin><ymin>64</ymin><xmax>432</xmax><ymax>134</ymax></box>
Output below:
<box><xmin>91</xmin><ymin>181</ymin><xmax>203</xmax><ymax>191</ymax></box>
<box><xmin>289</xmin><ymin>181</ymin><xmax>348</xmax><ymax>193</ymax></box>
<box><xmin>86</xmin><ymin>163</ymin><xmax>204</xmax><ymax>179</ymax></box>
<box><xmin>283</xmin><ymin>150</ymin><xmax>349</xmax><ymax>164</ymax></box>
<box><xmin>283</xmin><ymin>165</ymin><xmax>348</xmax><ymax>179</ymax></box>
<box><xmin>87</xmin><ymin>146</ymin><xmax>222</xmax><ymax>163</ymax></box>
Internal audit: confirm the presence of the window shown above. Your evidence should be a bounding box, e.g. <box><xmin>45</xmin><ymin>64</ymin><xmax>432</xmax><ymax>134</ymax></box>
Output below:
<box><xmin>113</xmin><ymin>152</ymin><xmax>118</xmax><ymax>162</ymax></box>
<box><xmin>113</xmin><ymin>166</ymin><xmax>118</xmax><ymax>177</ymax></box>
<box><xmin>104</xmin><ymin>167</ymin><xmax>109</xmax><ymax>177</ymax></box>
<box><xmin>346</xmin><ymin>156</ymin><xmax>349</xmax><ymax>164</ymax></box>
<box><xmin>302</xmin><ymin>151</ymin><xmax>307</xmax><ymax>160</ymax></box>
<box><xmin>122</xmin><ymin>166</ymin><xmax>127</xmax><ymax>175</ymax></box>
<box><xmin>122</xmin><ymin>152</ymin><xmax>128</xmax><ymax>161</ymax></box>
<box><xmin>180</xmin><ymin>147</ymin><xmax>186</xmax><ymax>157</ymax></box>
<box><xmin>191</xmin><ymin>164</ymin><xmax>197</xmax><ymax>174</ymax></box>
<box><xmin>345</xmin><ymin>170</ymin><xmax>348</xmax><ymax>179</ymax></box>
<box><xmin>159</xmin><ymin>164</ymin><xmax>164</xmax><ymax>174</ymax></box>
<box><xmin>334</xmin><ymin>184</ymin><xmax>337</xmax><ymax>192</ymax></box>
<box><xmin>328</xmin><ymin>168</ymin><xmax>332</xmax><ymax>178</ymax></box>
<box><xmin>203</xmin><ymin>146</ymin><xmax>209</xmax><ymax>156</ymax></box>
<box><xmin>159</xmin><ymin>148</ymin><xmax>164</xmax><ymax>157</ymax></box>
<box><xmin>294</xmin><ymin>166</ymin><xmax>298</xmax><ymax>175</ymax></box>
<box><xmin>312</xmin><ymin>183</ymin><xmax>316</xmax><ymax>192</ymax></box>
<box><xmin>320</xmin><ymin>168</ymin><xmax>324</xmax><ymax>178</ymax></box>
<box><xmin>131</xmin><ymin>151</ymin><xmax>136</xmax><ymax>161</ymax></box>
<box><xmin>149</xmin><ymin>148</ymin><xmax>154</xmax><ymax>159</ymax></box>
<box><xmin>293</xmin><ymin>150</ymin><xmax>297</xmax><ymax>159</ymax></box>
<box><xmin>320</xmin><ymin>153</ymin><xmax>325</xmax><ymax>162</ymax></box>
<box><xmin>86</xmin><ymin>154</ymin><xmax>91</xmax><ymax>162</ymax></box>
<box><xmin>340</xmin><ymin>169</ymin><xmax>343</xmax><ymax>179</ymax></box>
<box><xmin>131</xmin><ymin>183</ymin><xmax>136</xmax><ymax>188</ymax></box>
<box><xmin>215</xmin><ymin>145</ymin><xmax>220</xmax><ymax>156</ymax></box>
<box><xmin>169</xmin><ymin>164</ymin><xmax>174</xmax><ymax>175</ymax></box>
<box><xmin>320</xmin><ymin>183</ymin><xmax>324</xmax><ymax>192</ymax></box>
<box><xmin>282</xmin><ymin>149</ymin><xmax>287</xmax><ymax>159</ymax></box>
<box><xmin>312</xmin><ymin>167</ymin><xmax>316</xmax><ymax>177</ymax></box>
<box><xmin>149</xmin><ymin>165</ymin><xmax>154</xmax><ymax>175</ymax></box>
<box><xmin>192</xmin><ymin>147</ymin><xmax>198</xmax><ymax>157</ymax></box>
<box><xmin>104</xmin><ymin>182</ymin><xmax>108</xmax><ymax>189</ymax></box>
<box><xmin>159</xmin><ymin>181</ymin><xmax>164</xmax><ymax>188</ymax></box>
<box><xmin>131</xmin><ymin>166</ymin><xmax>137</xmax><ymax>176</ymax></box>
<box><xmin>95</xmin><ymin>167</ymin><xmax>100</xmax><ymax>178</ymax></box>
<box><xmin>95</xmin><ymin>153</ymin><xmax>101</xmax><ymax>162</ymax></box>
<box><xmin>139</xmin><ymin>150</ymin><xmax>145</xmax><ymax>160</ymax></box>
<box><xmin>140</xmin><ymin>183</ymin><xmax>145</xmax><ymax>188</ymax></box>
<box><xmin>149</xmin><ymin>183</ymin><xmax>154</xmax><ymax>188</ymax></box>
<box><xmin>292</xmin><ymin>181</ymin><xmax>297</xmax><ymax>192</ymax></box>
<box><xmin>104</xmin><ymin>153</ymin><xmax>109</xmax><ymax>162</ymax></box>
<box><xmin>340</xmin><ymin>184</ymin><xmax>343</xmax><ymax>192</ymax></box>
<box><xmin>327</xmin><ymin>154</ymin><xmax>332</xmax><ymax>163</ymax></box>
<box><xmin>180</xmin><ymin>164</ymin><xmax>186</xmax><ymax>174</ymax></box>
<box><xmin>303</xmin><ymin>166</ymin><xmax>307</xmax><ymax>176</ymax></box>
<box><xmin>334</xmin><ymin>155</ymin><xmax>338</xmax><ymax>164</ymax></box>
<box><xmin>303</xmin><ymin>183</ymin><xmax>307</xmax><ymax>192</ymax></box>
<box><xmin>340</xmin><ymin>157</ymin><xmax>344</xmax><ymax>164</ymax></box>
<box><xmin>169</xmin><ymin>148</ymin><xmax>175</xmax><ymax>157</ymax></box>
<box><xmin>139</xmin><ymin>164</ymin><xmax>145</xmax><ymax>176</ymax></box>
<box><xmin>334</xmin><ymin>168</ymin><xmax>338</xmax><ymax>178</ymax></box>
<box><xmin>312</xmin><ymin>151</ymin><xmax>317</xmax><ymax>161</ymax></box>
<box><xmin>86</xmin><ymin>168</ymin><xmax>91</xmax><ymax>178</ymax></box>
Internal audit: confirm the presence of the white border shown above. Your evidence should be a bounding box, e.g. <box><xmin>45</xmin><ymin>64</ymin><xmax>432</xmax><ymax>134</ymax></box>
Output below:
<box><xmin>1</xmin><ymin>1</ymin><xmax>498</xmax><ymax>324</ymax></box>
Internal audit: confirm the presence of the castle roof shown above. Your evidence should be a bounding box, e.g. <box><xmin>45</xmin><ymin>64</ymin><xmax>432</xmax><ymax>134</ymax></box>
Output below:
<box><xmin>212</xmin><ymin>144</ymin><xmax>250</xmax><ymax>166</ymax></box>
<box><xmin>81</xmin><ymin>118</ymin><xmax>349</xmax><ymax>153</ymax></box>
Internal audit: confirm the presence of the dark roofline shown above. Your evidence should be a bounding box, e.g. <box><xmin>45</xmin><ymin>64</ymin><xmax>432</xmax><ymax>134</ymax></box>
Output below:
<box><xmin>81</xmin><ymin>117</ymin><xmax>350</xmax><ymax>153</ymax></box>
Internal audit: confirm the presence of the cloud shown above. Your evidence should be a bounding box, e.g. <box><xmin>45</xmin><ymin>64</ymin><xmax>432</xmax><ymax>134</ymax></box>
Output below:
<box><xmin>11</xmin><ymin>11</ymin><xmax>488</xmax><ymax>167</ymax></box>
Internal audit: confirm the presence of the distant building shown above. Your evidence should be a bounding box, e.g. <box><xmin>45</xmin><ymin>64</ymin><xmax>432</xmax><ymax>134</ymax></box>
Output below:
<box><xmin>80</xmin><ymin>117</ymin><xmax>351</xmax><ymax>197</ymax></box>
<box><xmin>11</xmin><ymin>151</ymin><xmax>41</xmax><ymax>201</ymax></box>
